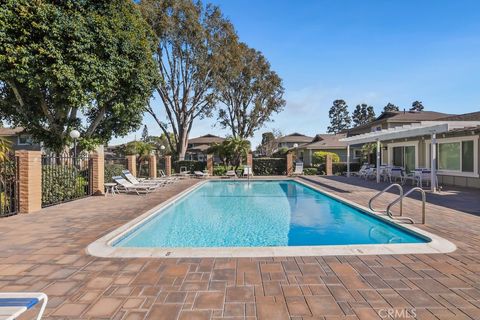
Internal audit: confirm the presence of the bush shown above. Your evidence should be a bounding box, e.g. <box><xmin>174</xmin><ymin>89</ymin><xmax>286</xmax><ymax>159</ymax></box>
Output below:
<box><xmin>312</xmin><ymin>151</ymin><xmax>340</xmax><ymax>166</ymax></box>
<box><xmin>173</xmin><ymin>160</ymin><xmax>206</xmax><ymax>173</ymax></box>
<box><xmin>271</xmin><ymin>147</ymin><xmax>289</xmax><ymax>158</ymax></box>
<box><xmin>104</xmin><ymin>163</ymin><xmax>125</xmax><ymax>183</ymax></box>
<box><xmin>317</xmin><ymin>162</ymin><xmax>361</xmax><ymax>175</ymax></box>
<box><xmin>42</xmin><ymin>165</ymin><xmax>89</xmax><ymax>206</ymax></box>
<box><xmin>303</xmin><ymin>167</ymin><xmax>318</xmax><ymax>175</ymax></box>
<box><xmin>213</xmin><ymin>166</ymin><xmax>227</xmax><ymax>176</ymax></box>
<box><xmin>252</xmin><ymin>158</ymin><xmax>285</xmax><ymax>175</ymax></box>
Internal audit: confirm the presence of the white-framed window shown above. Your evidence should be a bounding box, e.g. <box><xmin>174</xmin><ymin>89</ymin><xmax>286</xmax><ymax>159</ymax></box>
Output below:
<box><xmin>387</xmin><ymin>141</ymin><xmax>419</xmax><ymax>173</ymax></box>
<box><xmin>17</xmin><ymin>134</ymin><xmax>33</xmax><ymax>145</ymax></box>
<box><xmin>353</xmin><ymin>149</ymin><xmax>362</xmax><ymax>159</ymax></box>
<box><xmin>425</xmin><ymin>135</ymin><xmax>478</xmax><ymax>177</ymax></box>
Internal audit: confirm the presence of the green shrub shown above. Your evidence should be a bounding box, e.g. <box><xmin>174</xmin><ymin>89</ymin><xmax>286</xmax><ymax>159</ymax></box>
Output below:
<box><xmin>302</xmin><ymin>167</ymin><xmax>318</xmax><ymax>175</ymax></box>
<box><xmin>213</xmin><ymin>166</ymin><xmax>227</xmax><ymax>176</ymax></box>
<box><xmin>252</xmin><ymin>158</ymin><xmax>285</xmax><ymax>175</ymax></box>
<box><xmin>311</xmin><ymin>151</ymin><xmax>340</xmax><ymax>166</ymax></box>
<box><xmin>271</xmin><ymin>147</ymin><xmax>289</xmax><ymax>158</ymax></box>
<box><xmin>104</xmin><ymin>163</ymin><xmax>126</xmax><ymax>183</ymax></box>
<box><xmin>42</xmin><ymin>165</ymin><xmax>89</xmax><ymax>206</ymax></box>
<box><xmin>173</xmin><ymin>160</ymin><xmax>206</xmax><ymax>173</ymax></box>
<box><xmin>317</xmin><ymin>162</ymin><xmax>361</xmax><ymax>175</ymax></box>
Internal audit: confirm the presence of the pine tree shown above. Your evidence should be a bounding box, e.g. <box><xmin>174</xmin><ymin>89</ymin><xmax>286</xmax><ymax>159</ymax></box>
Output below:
<box><xmin>141</xmin><ymin>125</ymin><xmax>149</xmax><ymax>142</ymax></box>
<box><xmin>352</xmin><ymin>104</ymin><xmax>376</xmax><ymax>126</ymax></box>
<box><xmin>410</xmin><ymin>101</ymin><xmax>424</xmax><ymax>111</ymax></box>
<box><xmin>327</xmin><ymin>100</ymin><xmax>351</xmax><ymax>133</ymax></box>
<box><xmin>383</xmin><ymin>103</ymin><xmax>399</xmax><ymax>112</ymax></box>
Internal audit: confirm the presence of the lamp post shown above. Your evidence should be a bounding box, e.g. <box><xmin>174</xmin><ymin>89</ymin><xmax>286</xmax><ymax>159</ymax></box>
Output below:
<box><xmin>69</xmin><ymin>130</ymin><xmax>80</xmax><ymax>159</ymax></box>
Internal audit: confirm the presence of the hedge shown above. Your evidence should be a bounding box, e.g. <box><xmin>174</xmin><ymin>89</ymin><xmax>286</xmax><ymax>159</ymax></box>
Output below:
<box><xmin>252</xmin><ymin>158</ymin><xmax>285</xmax><ymax>175</ymax></box>
<box><xmin>318</xmin><ymin>162</ymin><xmax>361</xmax><ymax>175</ymax></box>
<box><xmin>312</xmin><ymin>151</ymin><xmax>340</xmax><ymax>166</ymax></box>
<box><xmin>303</xmin><ymin>167</ymin><xmax>317</xmax><ymax>175</ymax></box>
<box><xmin>104</xmin><ymin>163</ymin><xmax>126</xmax><ymax>183</ymax></box>
<box><xmin>42</xmin><ymin>165</ymin><xmax>89</xmax><ymax>206</ymax></box>
<box><xmin>173</xmin><ymin>160</ymin><xmax>206</xmax><ymax>173</ymax></box>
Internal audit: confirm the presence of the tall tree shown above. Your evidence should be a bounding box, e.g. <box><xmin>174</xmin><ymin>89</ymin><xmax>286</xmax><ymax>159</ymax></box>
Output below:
<box><xmin>257</xmin><ymin>129</ymin><xmax>282</xmax><ymax>156</ymax></box>
<box><xmin>216</xmin><ymin>42</ymin><xmax>285</xmax><ymax>139</ymax></box>
<box><xmin>327</xmin><ymin>100</ymin><xmax>351</xmax><ymax>133</ymax></box>
<box><xmin>352</xmin><ymin>104</ymin><xmax>376</xmax><ymax>126</ymax></box>
<box><xmin>410</xmin><ymin>100</ymin><xmax>424</xmax><ymax>111</ymax></box>
<box><xmin>383</xmin><ymin>103</ymin><xmax>400</xmax><ymax>112</ymax></box>
<box><xmin>0</xmin><ymin>0</ymin><xmax>158</xmax><ymax>153</ymax></box>
<box><xmin>140</xmin><ymin>0</ymin><xmax>237</xmax><ymax>160</ymax></box>
<box><xmin>141</xmin><ymin>125</ymin><xmax>149</xmax><ymax>142</ymax></box>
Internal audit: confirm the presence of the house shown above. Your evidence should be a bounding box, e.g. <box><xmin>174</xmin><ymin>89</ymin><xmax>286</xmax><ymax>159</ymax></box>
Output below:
<box><xmin>0</xmin><ymin>127</ymin><xmax>41</xmax><ymax>151</ymax></box>
<box><xmin>276</xmin><ymin>133</ymin><xmax>313</xmax><ymax>149</ymax></box>
<box><xmin>294</xmin><ymin>133</ymin><xmax>356</xmax><ymax>166</ymax></box>
<box><xmin>341</xmin><ymin>111</ymin><xmax>480</xmax><ymax>189</ymax></box>
<box><xmin>185</xmin><ymin>134</ymin><xmax>225</xmax><ymax>162</ymax></box>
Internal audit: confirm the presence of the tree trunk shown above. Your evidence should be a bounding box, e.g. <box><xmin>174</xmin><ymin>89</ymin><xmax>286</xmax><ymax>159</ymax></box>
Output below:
<box><xmin>177</xmin><ymin>127</ymin><xmax>189</xmax><ymax>161</ymax></box>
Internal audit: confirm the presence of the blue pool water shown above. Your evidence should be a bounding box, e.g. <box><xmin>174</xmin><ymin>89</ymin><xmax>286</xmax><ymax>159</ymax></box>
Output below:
<box><xmin>115</xmin><ymin>180</ymin><xmax>428</xmax><ymax>248</ymax></box>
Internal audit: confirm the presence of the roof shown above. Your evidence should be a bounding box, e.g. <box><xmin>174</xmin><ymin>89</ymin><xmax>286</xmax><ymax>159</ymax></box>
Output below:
<box><xmin>276</xmin><ymin>133</ymin><xmax>313</xmax><ymax>143</ymax></box>
<box><xmin>188</xmin><ymin>134</ymin><xmax>225</xmax><ymax>144</ymax></box>
<box><xmin>187</xmin><ymin>144</ymin><xmax>210</xmax><ymax>152</ymax></box>
<box><xmin>348</xmin><ymin>111</ymin><xmax>451</xmax><ymax>134</ymax></box>
<box><xmin>0</xmin><ymin>127</ymin><xmax>24</xmax><ymax>136</ymax></box>
<box><xmin>439</xmin><ymin>111</ymin><xmax>480</xmax><ymax>121</ymax></box>
<box><xmin>341</xmin><ymin>121</ymin><xmax>480</xmax><ymax>144</ymax></box>
<box><xmin>298</xmin><ymin>133</ymin><xmax>347</xmax><ymax>150</ymax></box>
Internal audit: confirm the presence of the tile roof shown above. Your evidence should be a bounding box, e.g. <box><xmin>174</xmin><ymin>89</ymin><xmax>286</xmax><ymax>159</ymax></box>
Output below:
<box><xmin>299</xmin><ymin>133</ymin><xmax>347</xmax><ymax>149</ymax></box>
<box><xmin>0</xmin><ymin>127</ymin><xmax>24</xmax><ymax>136</ymax></box>
<box><xmin>276</xmin><ymin>133</ymin><xmax>313</xmax><ymax>143</ymax></box>
<box><xmin>188</xmin><ymin>134</ymin><xmax>225</xmax><ymax>144</ymax></box>
<box><xmin>438</xmin><ymin>111</ymin><xmax>480</xmax><ymax>121</ymax></box>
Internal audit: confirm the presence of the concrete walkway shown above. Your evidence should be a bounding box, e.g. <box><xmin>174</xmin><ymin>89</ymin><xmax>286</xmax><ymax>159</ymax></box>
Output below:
<box><xmin>0</xmin><ymin>177</ymin><xmax>479</xmax><ymax>319</ymax></box>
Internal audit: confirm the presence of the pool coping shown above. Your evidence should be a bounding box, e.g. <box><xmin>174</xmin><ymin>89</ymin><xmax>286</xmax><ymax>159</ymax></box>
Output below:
<box><xmin>87</xmin><ymin>178</ymin><xmax>457</xmax><ymax>258</ymax></box>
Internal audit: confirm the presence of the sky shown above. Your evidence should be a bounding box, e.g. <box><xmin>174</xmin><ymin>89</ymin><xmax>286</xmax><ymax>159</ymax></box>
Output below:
<box><xmin>112</xmin><ymin>0</ymin><xmax>480</xmax><ymax>147</ymax></box>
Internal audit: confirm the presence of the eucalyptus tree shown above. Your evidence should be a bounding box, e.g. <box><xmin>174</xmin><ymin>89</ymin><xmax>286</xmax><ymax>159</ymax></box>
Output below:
<box><xmin>215</xmin><ymin>42</ymin><xmax>285</xmax><ymax>139</ymax></box>
<box><xmin>352</xmin><ymin>103</ymin><xmax>376</xmax><ymax>126</ymax></box>
<box><xmin>0</xmin><ymin>0</ymin><xmax>158</xmax><ymax>153</ymax></box>
<box><xmin>140</xmin><ymin>0</ymin><xmax>237</xmax><ymax>160</ymax></box>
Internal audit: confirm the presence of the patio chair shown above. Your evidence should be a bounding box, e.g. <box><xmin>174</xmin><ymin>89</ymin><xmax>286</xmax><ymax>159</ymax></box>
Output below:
<box><xmin>121</xmin><ymin>170</ymin><xmax>166</xmax><ymax>187</ymax></box>
<box><xmin>291</xmin><ymin>162</ymin><xmax>304</xmax><ymax>176</ymax></box>
<box><xmin>113</xmin><ymin>176</ymin><xmax>157</xmax><ymax>195</ymax></box>
<box><xmin>0</xmin><ymin>292</ymin><xmax>48</xmax><ymax>320</ymax></box>
<box><xmin>351</xmin><ymin>164</ymin><xmax>368</xmax><ymax>177</ymax></box>
<box><xmin>194</xmin><ymin>171</ymin><xmax>209</xmax><ymax>178</ymax></box>
<box><xmin>388</xmin><ymin>168</ymin><xmax>405</xmax><ymax>184</ymax></box>
<box><xmin>363</xmin><ymin>167</ymin><xmax>376</xmax><ymax>180</ymax></box>
<box><xmin>225</xmin><ymin>170</ymin><xmax>237</xmax><ymax>178</ymax></box>
<box><xmin>243</xmin><ymin>166</ymin><xmax>253</xmax><ymax>177</ymax></box>
<box><xmin>417</xmin><ymin>169</ymin><xmax>438</xmax><ymax>189</ymax></box>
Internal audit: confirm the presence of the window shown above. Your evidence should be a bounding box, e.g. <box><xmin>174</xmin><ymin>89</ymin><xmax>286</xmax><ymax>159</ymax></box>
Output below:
<box><xmin>428</xmin><ymin>138</ymin><xmax>476</xmax><ymax>173</ymax></box>
<box><xmin>353</xmin><ymin>149</ymin><xmax>362</xmax><ymax>159</ymax></box>
<box><xmin>17</xmin><ymin>134</ymin><xmax>33</xmax><ymax>145</ymax></box>
<box><xmin>392</xmin><ymin>145</ymin><xmax>415</xmax><ymax>173</ymax></box>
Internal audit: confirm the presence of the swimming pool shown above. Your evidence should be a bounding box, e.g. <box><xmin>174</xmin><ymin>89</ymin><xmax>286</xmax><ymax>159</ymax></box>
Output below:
<box><xmin>88</xmin><ymin>179</ymin><xmax>455</xmax><ymax>257</ymax></box>
<box><xmin>114</xmin><ymin>180</ymin><xmax>427</xmax><ymax>247</ymax></box>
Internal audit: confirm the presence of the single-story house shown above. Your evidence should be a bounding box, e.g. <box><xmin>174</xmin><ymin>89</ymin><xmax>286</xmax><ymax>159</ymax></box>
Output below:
<box><xmin>341</xmin><ymin>111</ymin><xmax>480</xmax><ymax>189</ymax></box>
<box><xmin>0</xmin><ymin>127</ymin><xmax>41</xmax><ymax>151</ymax></box>
<box><xmin>276</xmin><ymin>133</ymin><xmax>313</xmax><ymax>149</ymax></box>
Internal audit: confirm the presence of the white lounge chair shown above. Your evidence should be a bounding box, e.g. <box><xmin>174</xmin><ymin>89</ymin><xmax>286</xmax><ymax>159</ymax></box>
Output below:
<box><xmin>243</xmin><ymin>166</ymin><xmax>253</xmax><ymax>177</ymax></box>
<box><xmin>0</xmin><ymin>292</ymin><xmax>48</xmax><ymax>320</ymax></box>
<box><xmin>351</xmin><ymin>164</ymin><xmax>368</xmax><ymax>177</ymax></box>
<box><xmin>291</xmin><ymin>162</ymin><xmax>303</xmax><ymax>176</ymax></box>
<box><xmin>113</xmin><ymin>176</ymin><xmax>157</xmax><ymax>195</ymax></box>
<box><xmin>121</xmin><ymin>170</ymin><xmax>165</xmax><ymax>187</ymax></box>
<box><xmin>194</xmin><ymin>171</ymin><xmax>208</xmax><ymax>178</ymax></box>
<box><xmin>225</xmin><ymin>170</ymin><xmax>237</xmax><ymax>178</ymax></box>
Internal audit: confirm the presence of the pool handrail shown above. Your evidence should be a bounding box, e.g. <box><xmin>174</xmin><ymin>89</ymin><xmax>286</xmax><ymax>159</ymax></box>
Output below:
<box><xmin>369</xmin><ymin>183</ymin><xmax>403</xmax><ymax>215</ymax></box>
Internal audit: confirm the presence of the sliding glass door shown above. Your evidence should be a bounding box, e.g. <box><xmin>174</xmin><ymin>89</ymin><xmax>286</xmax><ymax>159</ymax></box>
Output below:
<box><xmin>392</xmin><ymin>146</ymin><xmax>416</xmax><ymax>173</ymax></box>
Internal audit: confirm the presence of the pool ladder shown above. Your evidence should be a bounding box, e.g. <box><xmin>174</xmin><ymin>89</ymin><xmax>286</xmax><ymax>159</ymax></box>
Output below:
<box><xmin>368</xmin><ymin>184</ymin><xmax>426</xmax><ymax>224</ymax></box>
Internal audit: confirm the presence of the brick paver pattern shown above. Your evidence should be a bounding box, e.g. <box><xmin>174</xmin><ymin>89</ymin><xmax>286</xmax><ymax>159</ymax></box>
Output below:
<box><xmin>1</xmin><ymin>177</ymin><xmax>479</xmax><ymax>319</ymax></box>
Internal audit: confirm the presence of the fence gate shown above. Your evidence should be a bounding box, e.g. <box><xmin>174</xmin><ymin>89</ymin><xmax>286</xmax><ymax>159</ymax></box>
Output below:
<box><xmin>0</xmin><ymin>154</ymin><xmax>18</xmax><ymax>217</ymax></box>
<box><xmin>41</xmin><ymin>153</ymin><xmax>92</xmax><ymax>207</ymax></box>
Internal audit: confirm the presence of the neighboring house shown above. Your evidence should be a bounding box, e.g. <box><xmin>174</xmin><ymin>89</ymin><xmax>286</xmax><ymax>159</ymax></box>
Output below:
<box><xmin>0</xmin><ymin>127</ymin><xmax>41</xmax><ymax>151</ymax></box>
<box><xmin>294</xmin><ymin>133</ymin><xmax>360</xmax><ymax>166</ymax></box>
<box><xmin>186</xmin><ymin>134</ymin><xmax>225</xmax><ymax>162</ymax></box>
<box><xmin>341</xmin><ymin>111</ymin><xmax>480</xmax><ymax>189</ymax></box>
<box><xmin>276</xmin><ymin>133</ymin><xmax>313</xmax><ymax>149</ymax></box>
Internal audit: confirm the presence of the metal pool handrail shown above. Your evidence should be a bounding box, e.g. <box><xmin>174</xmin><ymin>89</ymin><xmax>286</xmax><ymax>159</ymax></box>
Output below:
<box><xmin>386</xmin><ymin>187</ymin><xmax>426</xmax><ymax>224</ymax></box>
<box><xmin>369</xmin><ymin>183</ymin><xmax>403</xmax><ymax>215</ymax></box>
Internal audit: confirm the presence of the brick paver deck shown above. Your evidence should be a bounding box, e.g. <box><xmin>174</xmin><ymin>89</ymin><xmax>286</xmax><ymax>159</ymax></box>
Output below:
<box><xmin>1</xmin><ymin>177</ymin><xmax>479</xmax><ymax>319</ymax></box>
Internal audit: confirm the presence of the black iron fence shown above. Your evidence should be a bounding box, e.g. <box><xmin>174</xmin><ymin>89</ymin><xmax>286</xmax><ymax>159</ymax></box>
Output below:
<box><xmin>42</xmin><ymin>153</ymin><xmax>91</xmax><ymax>207</ymax></box>
<box><xmin>157</xmin><ymin>157</ymin><xmax>166</xmax><ymax>176</ymax></box>
<box><xmin>104</xmin><ymin>157</ymin><xmax>128</xmax><ymax>183</ymax></box>
<box><xmin>0</xmin><ymin>154</ymin><xmax>18</xmax><ymax>217</ymax></box>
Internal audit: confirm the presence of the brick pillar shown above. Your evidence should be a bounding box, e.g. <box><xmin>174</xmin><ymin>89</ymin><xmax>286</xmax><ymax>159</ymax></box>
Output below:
<box><xmin>16</xmin><ymin>150</ymin><xmax>42</xmax><ymax>214</ymax></box>
<box><xmin>326</xmin><ymin>154</ymin><xmax>333</xmax><ymax>176</ymax></box>
<box><xmin>165</xmin><ymin>155</ymin><xmax>172</xmax><ymax>176</ymax></box>
<box><xmin>247</xmin><ymin>152</ymin><xmax>253</xmax><ymax>169</ymax></box>
<box><xmin>126</xmin><ymin>155</ymin><xmax>136</xmax><ymax>177</ymax></box>
<box><xmin>286</xmin><ymin>152</ymin><xmax>293</xmax><ymax>176</ymax></box>
<box><xmin>206</xmin><ymin>154</ymin><xmax>214</xmax><ymax>175</ymax></box>
<box><xmin>90</xmin><ymin>146</ymin><xmax>104</xmax><ymax>196</ymax></box>
<box><xmin>149</xmin><ymin>155</ymin><xmax>157</xmax><ymax>179</ymax></box>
